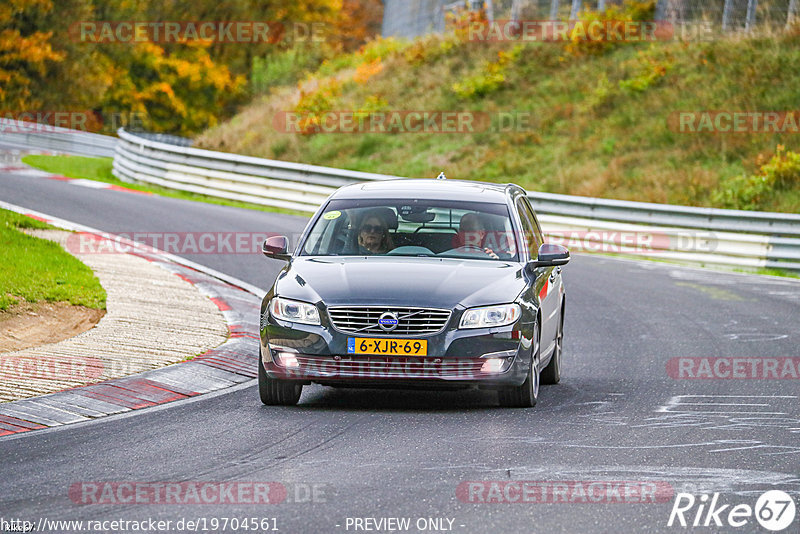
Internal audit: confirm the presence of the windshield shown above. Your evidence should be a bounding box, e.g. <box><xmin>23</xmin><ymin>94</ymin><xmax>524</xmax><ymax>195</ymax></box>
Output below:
<box><xmin>301</xmin><ymin>199</ymin><xmax>519</xmax><ymax>261</ymax></box>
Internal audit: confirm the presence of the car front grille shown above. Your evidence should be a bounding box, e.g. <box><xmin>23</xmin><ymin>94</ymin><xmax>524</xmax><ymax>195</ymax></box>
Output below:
<box><xmin>327</xmin><ymin>306</ymin><xmax>451</xmax><ymax>335</ymax></box>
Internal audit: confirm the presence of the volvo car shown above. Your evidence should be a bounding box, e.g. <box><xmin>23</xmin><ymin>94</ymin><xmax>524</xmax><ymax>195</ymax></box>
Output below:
<box><xmin>259</xmin><ymin>178</ymin><xmax>569</xmax><ymax>407</ymax></box>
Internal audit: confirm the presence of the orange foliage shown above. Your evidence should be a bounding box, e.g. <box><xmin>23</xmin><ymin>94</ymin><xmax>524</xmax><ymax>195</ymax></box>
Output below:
<box><xmin>333</xmin><ymin>0</ymin><xmax>383</xmax><ymax>52</ymax></box>
<box><xmin>354</xmin><ymin>58</ymin><xmax>384</xmax><ymax>84</ymax></box>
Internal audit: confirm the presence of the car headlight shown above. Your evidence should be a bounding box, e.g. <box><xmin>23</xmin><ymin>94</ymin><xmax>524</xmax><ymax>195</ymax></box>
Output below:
<box><xmin>459</xmin><ymin>303</ymin><xmax>521</xmax><ymax>329</ymax></box>
<box><xmin>270</xmin><ymin>297</ymin><xmax>320</xmax><ymax>325</ymax></box>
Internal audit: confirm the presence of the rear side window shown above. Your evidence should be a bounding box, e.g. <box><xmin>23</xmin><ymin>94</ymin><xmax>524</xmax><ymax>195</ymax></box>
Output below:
<box><xmin>520</xmin><ymin>197</ymin><xmax>544</xmax><ymax>248</ymax></box>
<box><xmin>515</xmin><ymin>197</ymin><xmax>541</xmax><ymax>258</ymax></box>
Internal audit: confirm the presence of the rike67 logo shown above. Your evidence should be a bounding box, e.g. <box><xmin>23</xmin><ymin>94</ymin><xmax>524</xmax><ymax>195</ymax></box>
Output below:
<box><xmin>668</xmin><ymin>490</ymin><xmax>796</xmax><ymax>531</ymax></box>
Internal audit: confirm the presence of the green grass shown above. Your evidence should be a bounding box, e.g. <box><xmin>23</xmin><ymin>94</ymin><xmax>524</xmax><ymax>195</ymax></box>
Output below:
<box><xmin>733</xmin><ymin>267</ymin><xmax>800</xmax><ymax>279</ymax></box>
<box><xmin>21</xmin><ymin>155</ymin><xmax>308</xmax><ymax>217</ymax></box>
<box><xmin>0</xmin><ymin>209</ymin><xmax>106</xmax><ymax>311</ymax></box>
<box><xmin>23</xmin><ymin>154</ymin><xmax>114</xmax><ymax>182</ymax></box>
<box><xmin>197</xmin><ymin>27</ymin><xmax>800</xmax><ymax>214</ymax></box>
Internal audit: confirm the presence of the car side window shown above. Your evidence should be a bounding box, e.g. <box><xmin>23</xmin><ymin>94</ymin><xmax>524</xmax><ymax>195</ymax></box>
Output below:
<box><xmin>520</xmin><ymin>197</ymin><xmax>544</xmax><ymax>250</ymax></box>
<box><xmin>515</xmin><ymin>198</ymin><xmax>539</xmax><ymax>259</ymax></box>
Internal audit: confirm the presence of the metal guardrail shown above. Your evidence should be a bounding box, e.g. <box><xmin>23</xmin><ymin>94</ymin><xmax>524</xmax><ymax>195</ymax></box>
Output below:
<box><xmin>113</xmin><ymin>128</ymin><xmax>404</xmax><ymax>212</ymax></box>
<box><xmin>0</xmin><ymin>118</ymin><xmax>118</xmax><ymax>158</ymax></box>
<box><xmin>528</xmin><ymin>191</ymin><xmax>800</xmax><ymax>237</ymax></box>
<box><xmin>111</xmin><ymin>128</ymin><xmax>800</xmax><ymax>273</ymax></box>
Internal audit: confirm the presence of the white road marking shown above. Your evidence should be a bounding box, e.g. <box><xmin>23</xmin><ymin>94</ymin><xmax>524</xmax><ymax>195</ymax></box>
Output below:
<box><xmin>657</xmin><ymin>394</ymin><xmax>796</xmax><ymax>415</ymax></box>
<box><xmin>68</xmin><ymin>178</ymin><xmax>111</xmax><ymax>189</ymax></box>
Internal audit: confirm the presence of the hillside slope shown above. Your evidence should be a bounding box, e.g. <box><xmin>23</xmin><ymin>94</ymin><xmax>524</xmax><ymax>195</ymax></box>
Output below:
<box><xmin>197</xmin><ymin>19</ymin><xmax>800</xmax><ymax>213</ymax></box>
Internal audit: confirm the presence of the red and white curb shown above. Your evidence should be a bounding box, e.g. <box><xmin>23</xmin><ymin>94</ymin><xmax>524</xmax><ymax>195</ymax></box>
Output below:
<box><xmin>0</xmin><ymin>201</ymin><xmax>265</xmax><ymax>437</ymax></box>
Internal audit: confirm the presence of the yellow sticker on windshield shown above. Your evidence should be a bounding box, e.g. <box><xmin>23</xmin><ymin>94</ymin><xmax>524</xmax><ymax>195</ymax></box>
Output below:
<box><xmin>323</xmin><ymin>211</ymin><xmax>341</xmax><ymax>220</ymax></box>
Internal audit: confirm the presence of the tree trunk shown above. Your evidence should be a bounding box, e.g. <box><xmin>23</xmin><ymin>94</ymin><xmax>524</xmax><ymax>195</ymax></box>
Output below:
<box><xmin>511</xmin><ymin>0</ymin><xmax>523</xmax><ymax>23</ymax></box>
<box><xmin>745</xmin><ymin>0</ymin><xmax>758</xmax><ymax>31</ymax></box>
<box><xmin>570</xmin><ymin>0</ymin><xmax>581</xmax><ymax>19</ymax></box>
<box><xmin>788</xmin><ymin>0</ymin><xmax>798</xmax><ymax>27</ymax></box>
<box><xmin>664</xmin><ymin>0</ymin><xmax>687</xmax><ymax>24</ymax></box>
<box><xmin>550</xmin><ymin>0</ymin><xmax>560</xmax><ymax>19</ymax></box>
<box><xmin>722</xmin><ymin>0</ymin><xmax>732</xmax><ymax>30</ymax></box>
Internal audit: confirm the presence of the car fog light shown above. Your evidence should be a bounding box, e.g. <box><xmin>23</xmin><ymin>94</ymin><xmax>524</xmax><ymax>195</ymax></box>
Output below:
<box><xmin>481</xmin><ymin>358</ymin><xmax>508</xmax><ymax>373</ymax></box>
<box><xmin>480</xmin><ymin>350</ymin><xmax>515</xmax><ymax>373</ymax></box>
<box><xmin>276</xmin><ymin>352</ymin><xmax>299</xmax><ymax>369</ymax></box>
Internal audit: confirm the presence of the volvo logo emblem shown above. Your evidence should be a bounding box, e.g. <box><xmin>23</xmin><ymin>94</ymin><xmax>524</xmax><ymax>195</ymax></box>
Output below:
<box><xmin>378</xmin><ymin>312</ymin><xmax>399</xmax><ymax>332</ymax></box>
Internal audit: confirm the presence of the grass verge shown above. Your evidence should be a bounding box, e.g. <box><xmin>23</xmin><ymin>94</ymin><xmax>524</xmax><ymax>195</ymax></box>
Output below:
<box><xmin>0</xmin><ymin>209</ymin><xmax>106</xmax><ymax>311</ymax></box>
<box><xmin>21</xmin><ymin>154</ymin><xmax>309</xmax><ymax>217</ymax></box>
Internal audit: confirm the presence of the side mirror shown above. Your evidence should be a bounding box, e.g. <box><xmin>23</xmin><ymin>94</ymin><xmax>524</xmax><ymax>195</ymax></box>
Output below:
<box><xmin>527</xmin><ymin>243</ymin><xmax>570</xmax><ymax>270</ymax></box>
<box><xmin>262</xmin><ymin>236</ymin><xmax>291</xmax><ymax>261</ymax></box>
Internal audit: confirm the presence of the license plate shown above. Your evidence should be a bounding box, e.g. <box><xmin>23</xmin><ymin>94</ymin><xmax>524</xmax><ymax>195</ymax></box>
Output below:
<box><xmin>348</xmin><ymin>338</ymin><xmax>427</xmax><ymax>356</ymax></box>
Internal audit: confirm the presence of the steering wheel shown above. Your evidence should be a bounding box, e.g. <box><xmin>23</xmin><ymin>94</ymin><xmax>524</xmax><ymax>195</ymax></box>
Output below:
<box><xmin>452</xmin><ymin>245</ymin><xmax>490</xmax><ymax>255</ymax></box>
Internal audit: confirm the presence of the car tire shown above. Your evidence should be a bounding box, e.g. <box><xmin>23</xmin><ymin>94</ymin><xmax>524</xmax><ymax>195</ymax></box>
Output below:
<box><xmin>258</xmin><ymin>352</ymin><xmax>303</xmax><ymax>406</ymax></box>
<box><xmin>540</xmin><ymin>306</ymin><xmax>563</xmax><ymax>385</ymax></box>
<box><xmin>498</xmin><ymin>328</ymin><xmax>540</xmax><ymax>408</ymax></box>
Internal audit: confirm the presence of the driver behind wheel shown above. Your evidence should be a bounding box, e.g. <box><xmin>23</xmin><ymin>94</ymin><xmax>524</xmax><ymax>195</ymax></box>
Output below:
<box><xmin>357</xmin><ymin>209</ymin><xmax>395</xmax><ymax>254</ymax></box>
<box><xmin>454</xmin><ymin>212</ymin><xmax>500</xmax><ymax>259</ymax></box>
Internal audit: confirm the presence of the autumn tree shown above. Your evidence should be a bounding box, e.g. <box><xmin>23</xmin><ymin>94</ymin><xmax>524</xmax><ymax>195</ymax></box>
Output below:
<box><xmin>2</xmin><ymin>0</ymin><xmax>364</xmax><ymax>135</ymax></box>
<box><xmin>0</xmin><ymin>0</ymin><xmax>65</xmax><ymax>109</ymax></box>
<box><xmin>334</xmin><ymin>0</ymin><xmax>384</xmax><ymax>52</ymax></box>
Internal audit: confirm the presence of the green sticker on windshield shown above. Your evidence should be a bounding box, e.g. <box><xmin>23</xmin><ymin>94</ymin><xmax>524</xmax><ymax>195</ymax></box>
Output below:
<box><xmin>323</xmin><ymin>210</ymin><xmax>341</xmax><ymax>220</ymax></box>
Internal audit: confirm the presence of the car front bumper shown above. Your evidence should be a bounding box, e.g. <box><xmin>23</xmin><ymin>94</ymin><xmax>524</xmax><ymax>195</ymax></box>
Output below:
<box><xmin>260</xmin><ymin>313</ymin><xmax>535</xmax><ymax>388</ymax></box>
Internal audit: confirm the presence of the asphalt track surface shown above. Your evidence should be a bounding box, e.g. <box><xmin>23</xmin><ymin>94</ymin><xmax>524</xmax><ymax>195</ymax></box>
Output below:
<box><xmin>1</xmin><ymin>167</ymin><xmax>799</xmax><ymax>533</ymax></box>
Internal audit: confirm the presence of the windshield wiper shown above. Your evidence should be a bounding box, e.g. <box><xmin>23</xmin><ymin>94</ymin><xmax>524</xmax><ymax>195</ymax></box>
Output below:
<box><xmin>385</xmin><ymin>253</ymin><xmax>435</xmax><ymax>257</ymax></box>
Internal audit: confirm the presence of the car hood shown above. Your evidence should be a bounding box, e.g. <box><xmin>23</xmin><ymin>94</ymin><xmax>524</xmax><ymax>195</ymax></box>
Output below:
<box><xmin>275</xmin><ymin>257</ymin><xmax>526</xmax><ymax>309</ymax></box>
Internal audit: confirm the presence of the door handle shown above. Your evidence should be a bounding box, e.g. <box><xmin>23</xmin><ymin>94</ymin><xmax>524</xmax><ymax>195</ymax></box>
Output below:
<box><xmin>549</xmin><ymin>272</ymin><xmax>557</xmax><ymax>283</ymax></box>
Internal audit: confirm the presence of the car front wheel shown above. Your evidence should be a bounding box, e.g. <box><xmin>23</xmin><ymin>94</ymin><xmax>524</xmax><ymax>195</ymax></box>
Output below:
<box><xmin>258</xmin><ymin>350</ymin><xmax>303</xmax><ymax>406</ymax></box>
<box><xmin>498</xmin><ymin>329</ymin><xmax>540</xmax><ymax>408</ymax></box>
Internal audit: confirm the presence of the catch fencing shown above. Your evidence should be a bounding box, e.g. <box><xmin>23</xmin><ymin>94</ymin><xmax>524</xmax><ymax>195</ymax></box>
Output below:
<box><xmin>382</xmin><ymin>0</ymin><xmax>799</xmax><ymax>38</ymax></box>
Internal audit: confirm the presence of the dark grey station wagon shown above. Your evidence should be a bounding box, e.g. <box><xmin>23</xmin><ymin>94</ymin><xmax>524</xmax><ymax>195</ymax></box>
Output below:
<box><xmin>259</xmin><ymin>178</ymin><xmax>569</xmax><ymax>407</ymax></box>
